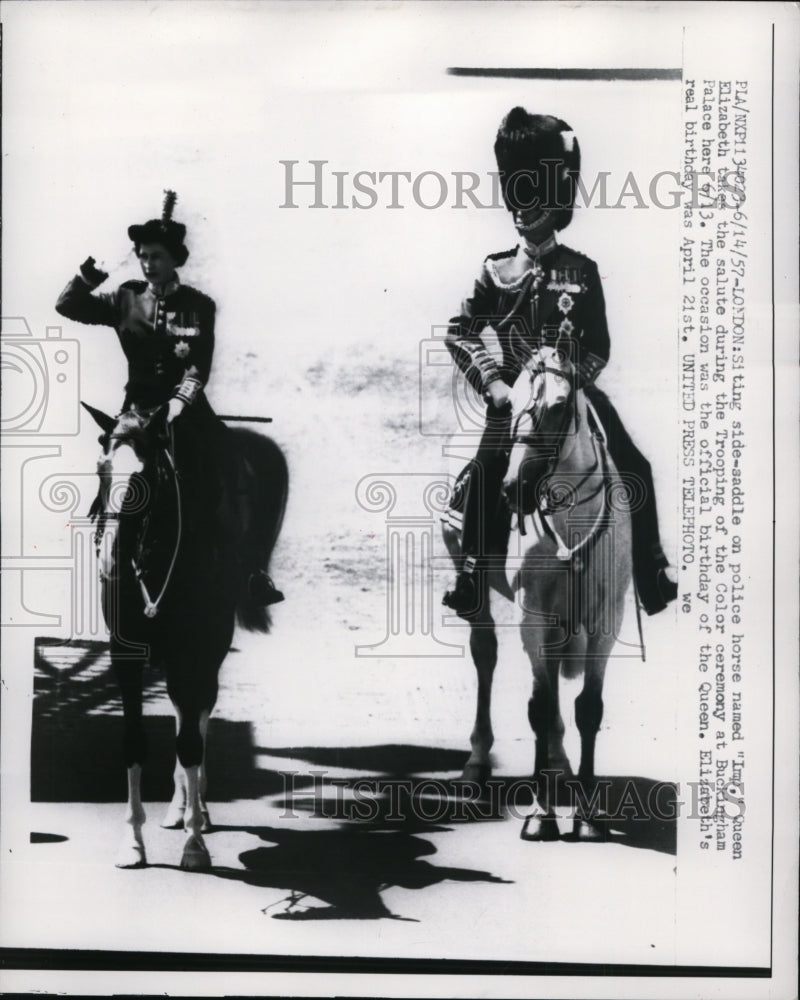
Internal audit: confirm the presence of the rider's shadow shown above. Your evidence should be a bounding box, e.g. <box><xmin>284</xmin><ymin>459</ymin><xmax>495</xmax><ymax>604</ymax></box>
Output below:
<box><xmin>211</xmin><ymin>822</ymin><xmax>510</xmax><ymax>921</ymax></box>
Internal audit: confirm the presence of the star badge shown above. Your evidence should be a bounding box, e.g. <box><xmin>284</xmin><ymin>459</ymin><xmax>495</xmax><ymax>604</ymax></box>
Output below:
<box><xmin>174</xmin><ymin>341</ymin><xmax>190</xmax><ymax>359</ymax></box>
<box><xmin>557</xmin><ymin>292</ymin><xmax>574</xmax><ymax>315</ymax></box>
<box><xmin>559</xmin><ymin>318</ymin><xmax>575</xmax><ymax>336</ymax></box>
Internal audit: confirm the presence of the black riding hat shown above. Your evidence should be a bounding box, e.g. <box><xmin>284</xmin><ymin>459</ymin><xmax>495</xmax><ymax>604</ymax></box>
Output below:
<box><xmin>494</xmin><ymin>108</ymin><xmax>580</xmax><ymax>229</ymax></box>
<box><xmin>127</xmin><ymin>190</ymin><xmax>189</xmax><ymax>266</ymax></box>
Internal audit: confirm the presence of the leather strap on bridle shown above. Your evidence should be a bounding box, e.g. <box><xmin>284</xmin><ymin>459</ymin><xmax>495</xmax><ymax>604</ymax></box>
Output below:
<box><xmin>131</xmin><ymin>425</ymin><xmax>183</xmax><ymax>618</ymax></box>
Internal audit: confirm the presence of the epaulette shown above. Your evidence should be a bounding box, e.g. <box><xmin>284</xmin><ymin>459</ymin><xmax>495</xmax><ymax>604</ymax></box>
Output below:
<box><xmin>484</xmin><ymin>246</ymin><xmax>534</xmax><ymax>290</ymax></box>
<box><xmin>119</xmin><ymin>279</ymin><xmax>148</xmax><ymax>292</ymax></box>
<box><xmin>484</xmin><ymin>247</ymin><xmax>518</xmax><ymax>264</ymax></box>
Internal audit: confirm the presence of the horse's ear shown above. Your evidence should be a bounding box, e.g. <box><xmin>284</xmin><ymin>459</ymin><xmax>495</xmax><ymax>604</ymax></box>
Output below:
<box><xmin>81</xmin><ymin>401</ymin><xmax>116</xmax><ymax>434</ymax></box>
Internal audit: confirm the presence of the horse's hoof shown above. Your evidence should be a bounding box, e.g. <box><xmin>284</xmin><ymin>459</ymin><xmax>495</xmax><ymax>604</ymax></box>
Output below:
<box><xmin>115</xmin><ymin>843</ymin><xmax>147</xmax><ymax>869</ymax></box>
<box><xmin>459</xmin><ymin>763</ymin><xmax>491</xmax><ymax>785</ymax></box>
<box><xmin>521</xmin><ymin>813</ymin><xmax>560</xmax><ymax>842</ymax></box>
<box><xmin>180</xmin><ymin>838</ymin><xmax>211</xmax><ymax>871</ymax></box>
<box><xmin>573</xmin><ymin>818</ymin><xmax>607</xmax><ymax>842</ymax></box>
<box><xmin>200</xmin><ymin>809</ymin><xmax>212</xmax><ymax>833</ymax></box>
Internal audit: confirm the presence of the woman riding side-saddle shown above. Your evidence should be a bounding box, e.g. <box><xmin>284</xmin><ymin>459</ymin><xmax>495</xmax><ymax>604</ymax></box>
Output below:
<box><xmin>55</xmin><ymin>191</ymin><xmax>283</xmax><ymax>607</ymax></box>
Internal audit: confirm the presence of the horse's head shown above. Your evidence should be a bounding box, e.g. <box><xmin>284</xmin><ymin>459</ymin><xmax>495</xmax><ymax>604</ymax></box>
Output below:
<box><xmin>502</xmin><ymin>344</ymin><xmax>577</xmax><ymax>515</ymax></box>
<box><xmin>83</xmin><ymin>402</ymin><xmax>168</xmax><ymax>578</ymax></box>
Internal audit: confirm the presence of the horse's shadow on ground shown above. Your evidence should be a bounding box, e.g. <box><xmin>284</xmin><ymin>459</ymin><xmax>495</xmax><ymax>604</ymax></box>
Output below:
<box><xmin>194</xmin><ymin>820</ymin><xmax>510</xmax><ymax>921</ymax></box>
<box><xmin>258</xmin><ymin>744</ymin><xmax>677</xmax><ymax>856</ymax></box>
<box><xmin>157</xmin><ymin>745</ymin><xmax>674</xmax><ymax>920</ymax></box>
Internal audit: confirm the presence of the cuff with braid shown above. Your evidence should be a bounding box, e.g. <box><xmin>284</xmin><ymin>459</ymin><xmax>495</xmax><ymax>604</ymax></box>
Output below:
<box><xmin>174</xmin><ymin>375</ymin><xmax>203</xmax><ymax>405</ymax></box>
<box><xmin>576</xmin><ymin>353</ymin><xmax>606</xmax><ymax>387</ymax></box>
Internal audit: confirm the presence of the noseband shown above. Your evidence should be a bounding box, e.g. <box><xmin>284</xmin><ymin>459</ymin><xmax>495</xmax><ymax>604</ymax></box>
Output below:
<box><xmin>511</xmin><ymin>357</ymin><xmax>577</xmax><ymax>460</ymax></box>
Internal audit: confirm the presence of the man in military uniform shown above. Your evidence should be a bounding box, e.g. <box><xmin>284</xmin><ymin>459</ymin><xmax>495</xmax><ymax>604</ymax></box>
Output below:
<box><xmin>56</xmin><ymin>193</ymin><xmax>283</xmax><ymax>606</ymax></box>
<box><xmin>443</xmin><ymin>108</ymin><xmax>677</xmax><ymax>619</ymax></box>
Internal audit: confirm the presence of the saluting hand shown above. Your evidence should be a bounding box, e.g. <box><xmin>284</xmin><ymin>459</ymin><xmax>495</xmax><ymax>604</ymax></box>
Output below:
<box><xmin>79</xmin><ymin>256</ymin><xmax>109</xmax><ymax>287</ymax></box>
<box><xmin>486</xmin><ymin>380</ymin><xmax>512</xmax><ymax>410</ymax></box>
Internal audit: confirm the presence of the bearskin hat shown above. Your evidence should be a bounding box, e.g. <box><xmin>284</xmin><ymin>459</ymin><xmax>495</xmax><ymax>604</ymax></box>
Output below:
<box><xmin>127</xmin><ymin>190</ymin><xmax>189</xmax><ymax>266</ymax></box>
<box><xmin>494</xmin><ymin>108</ymin><xmax>580</xmax><ymax>229</ymax></box>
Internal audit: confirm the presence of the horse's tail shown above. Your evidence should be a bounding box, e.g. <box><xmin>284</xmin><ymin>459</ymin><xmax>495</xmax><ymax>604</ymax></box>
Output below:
<box><xmin>229</xmin><ymin>428</ymin><xmax>289</xmax><ymax>633</ymax></box>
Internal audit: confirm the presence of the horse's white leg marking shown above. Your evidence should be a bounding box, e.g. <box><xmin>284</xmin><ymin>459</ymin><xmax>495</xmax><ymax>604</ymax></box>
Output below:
<box><xmin>115</xmin><ymin>764</ymin><xmax>147</xmax><ymax>868</ymax></box>
<box><xmin>162</xmin><ymin>708</ymin><xmax>187</xmax><ymax>829</ymax></box>
<box><xmin>198</xmin><ymin>709</ymin><xmax>211</xmax><ymax>832</ymax></box>
<box><xmin>180</xmin><ymin>764</ymin><xmax>211</xmax><ymax>870</ymax></box>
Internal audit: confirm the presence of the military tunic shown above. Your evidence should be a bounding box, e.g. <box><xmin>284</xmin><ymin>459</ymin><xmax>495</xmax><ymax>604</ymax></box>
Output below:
<box><xmin>56</xmin><ymin>274</ymin><xmax>216</xmax><ymax>409</ymax></box>
<box><xmin>445</xmin><ymin>238</ymin><xmax>671</xmax><ymax>613</ymax></box>
<box><xmin>445</xmin><ymin>237</ymin><xmax>609</xmax><ymax>393</ymax></box>
<box><xmin>56</xmin><ymin>272</ymin><xmax>224</xmax><ymax>527</ymax></box>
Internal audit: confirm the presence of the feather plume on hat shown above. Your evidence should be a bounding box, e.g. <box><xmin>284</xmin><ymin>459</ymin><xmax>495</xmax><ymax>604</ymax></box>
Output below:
<box><xmin>161</xmin><ymin>190</ymin><xmax>177</xmax><ymax>227</ymax></box>
<box><xmin>128</xmin><ymin>189</ymin><xmax>189</xmax><ymax>266</ymax></box>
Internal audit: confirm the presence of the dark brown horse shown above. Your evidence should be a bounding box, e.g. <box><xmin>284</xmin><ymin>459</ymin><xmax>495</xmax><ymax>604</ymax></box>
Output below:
<box><xmin>84</xmin><ymin>402</ymin><xmax>287</xmax><ymax>869</ymax></box>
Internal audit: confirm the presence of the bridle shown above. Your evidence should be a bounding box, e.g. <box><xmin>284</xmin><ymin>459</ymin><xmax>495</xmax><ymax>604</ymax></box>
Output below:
<box><xmin>510</xmin><ymin>352</ymin><xmax>611</xmax><ymax>556</ymax></box>
<box><xmin>97</xmin><ymin>420</ymin><xmax>183</xmax><ymax>619</ymax></box>
<box><xmin>508</xmin><ymin>349</ymin><xmax>646</xmax><ymax>655</ymax></box>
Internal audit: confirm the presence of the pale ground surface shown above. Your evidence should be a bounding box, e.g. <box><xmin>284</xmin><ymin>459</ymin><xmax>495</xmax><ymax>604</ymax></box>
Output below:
<box><xmin>9</xmin><ymin>339</ymin><xmax>681</xmax><ymax>965</ymax></box>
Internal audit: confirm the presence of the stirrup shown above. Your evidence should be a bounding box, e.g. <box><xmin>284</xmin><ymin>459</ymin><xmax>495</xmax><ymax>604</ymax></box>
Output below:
<box><xmin>442</xmin><ymin>572</ymin><xmax>480</xmax><ymax>620</ymax></box>
<box><xmin>638</xmin><ymin>567</ymin><xmax>677</xmax><ymax>616</ymax></box>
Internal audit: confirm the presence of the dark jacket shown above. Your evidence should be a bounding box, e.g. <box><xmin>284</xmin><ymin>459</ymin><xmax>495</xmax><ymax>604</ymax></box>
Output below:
<box><xmin>445</xmin><ymin>240</ymin><xmax>610</xmax><ymax>393</ymax></box>
<box><xmin>56</xmin><ymin>274</ymin><xmax>216</xmax><ymax>408</ymax></box>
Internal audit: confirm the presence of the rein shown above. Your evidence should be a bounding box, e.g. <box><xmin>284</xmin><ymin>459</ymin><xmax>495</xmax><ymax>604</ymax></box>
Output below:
<box><xmin>97</xmin><ymin>422</ymin><xmax>183</xmax><ymax>619</ymax></box>
<box><xmin>538</xmin><ymin>429</ymin><xmax>610</xmax><ymax>562</ymax></box>
<box><xmin>513</xmin><ymin>363</ymin><xmax>608</xmax><ymax>561</ymax></box>
<box><xmin>510</xmin><ymin>358</ymin><xmax>646</xmax><ymax>659</ymax></box>
<box><xmin>132</xmin><ymin>427</ymin><xmax>183</xmax><ymax>618</ymax></box>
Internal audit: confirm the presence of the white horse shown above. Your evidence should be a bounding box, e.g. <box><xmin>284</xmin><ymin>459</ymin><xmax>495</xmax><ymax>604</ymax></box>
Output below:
<box><xmin>442</xmin><ymin>345</ymin><xmax>634</xmax><ymax>840</ymax></box>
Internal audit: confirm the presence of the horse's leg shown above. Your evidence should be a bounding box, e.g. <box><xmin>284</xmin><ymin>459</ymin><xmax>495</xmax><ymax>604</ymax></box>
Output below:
<box><xmin>172</xmin><ymin>703</ymin><xmax>212</xmax><ymax>871</ymax></box>
<box><xmin>162</xmin><ymin>709</ymin><xmax>211</xmax><ymax>831</ymax></box>
<box><xmin>162</xmin><ymin>724</ymin><xmax>187</xmax><ymax>829</ymax></box>
<box><xmin>520</xmin><ymin>621</ymin><xmax>562</xmax><ymax>841</ymax></box>
<box><xmin>461</xmin><ymin>575</ymin><xmax>497</xmax><ymax>787</ymax></box>
<box><xmin>113</xmin><ymin>658</ymin><xmax>148</xmax><ymax>868</ymax></box>
<box><xmin>573</xmin><ymin>638</ymin><xmax>611</xmax><ymax>841</ymax></box>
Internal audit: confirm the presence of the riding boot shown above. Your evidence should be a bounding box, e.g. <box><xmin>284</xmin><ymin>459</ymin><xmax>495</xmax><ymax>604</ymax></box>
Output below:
<box><xmin>585</xmin><ymin>387</ymin><xmax>677</xmax><ymax>615</ymax></box>
<box><xmin>248</xmin><ymin>570</ymin><xmax>284</xmax><ymax>606</ymax></box>
<box><xmin>443</xmin><ymin>404</ymin><xmax>512</xmax><ymax>619</ymax></box>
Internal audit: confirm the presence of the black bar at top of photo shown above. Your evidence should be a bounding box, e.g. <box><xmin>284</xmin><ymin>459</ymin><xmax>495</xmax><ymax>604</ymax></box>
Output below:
<box><xmin>447</xmin><ymin>67</ymin><xmax>682</xmax><ymax>80</ymax></box>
